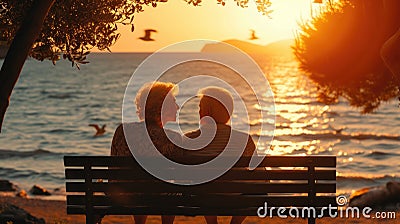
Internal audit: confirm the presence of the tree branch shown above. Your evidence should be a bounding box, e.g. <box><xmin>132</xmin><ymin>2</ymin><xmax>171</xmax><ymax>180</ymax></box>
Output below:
<box><xmin>0</xmin><ymin>0</ymin><xmax>55</xmax><ymax>132</ymax></box>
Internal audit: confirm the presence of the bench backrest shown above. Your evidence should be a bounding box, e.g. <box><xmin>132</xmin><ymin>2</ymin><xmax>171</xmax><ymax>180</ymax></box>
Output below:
<box><xmin>64</xmin><ymin>155</ymin><xmax>336</xmax><ymax>217</ymax></box>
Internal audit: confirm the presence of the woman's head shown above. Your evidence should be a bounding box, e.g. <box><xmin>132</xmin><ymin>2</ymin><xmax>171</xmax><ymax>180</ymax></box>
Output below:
<box><xmin>135</xmin><ymin>82</ymin><xmax>179</xmax><ymax>126</ymax></box>
<box><xmin>198</xmin><ymin>86</ymin><xmax>233</xmax><ymax>124</ymax></box>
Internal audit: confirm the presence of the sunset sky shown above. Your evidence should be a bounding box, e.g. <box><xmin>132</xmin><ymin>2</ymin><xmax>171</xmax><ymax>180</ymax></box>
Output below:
<box><xmin>104</xmin><ymin>0</ymin><xmax>317</xmax><ymax>52</ymax></box>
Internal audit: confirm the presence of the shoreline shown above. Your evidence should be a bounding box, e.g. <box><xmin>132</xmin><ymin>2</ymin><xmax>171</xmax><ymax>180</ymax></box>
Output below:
<box><xmin>1</xmin><ymin>196</ymin><xmax>398</xmax><ymax>224</ymax></box>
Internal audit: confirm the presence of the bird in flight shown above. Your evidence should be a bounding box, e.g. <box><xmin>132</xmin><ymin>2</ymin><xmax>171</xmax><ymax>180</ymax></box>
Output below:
<box><xmin>329</xmin><ymin>125</ymin><xmax>346</xmax><ymax>134</ymax></box>
<box><xmin>249</xmin><ymin>29</ymin><xmax>259</xmax><ymax>40</ymax></box>
<box><xmin>139</xmin><ymin>29</ymin><xmax>157</xmax><ymax>41</ymax></box>
<box><xmin>89</xmin><ymin>124</ymin><xmax>106</xmax><ymax>137</ymax></box>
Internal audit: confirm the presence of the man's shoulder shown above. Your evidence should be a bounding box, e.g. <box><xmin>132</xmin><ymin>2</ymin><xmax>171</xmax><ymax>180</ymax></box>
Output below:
<box><xmin>185</xmin><ymin>129</ymin><xmax>201</xmax><ymax>138</ymax></box>
<box><xmin>231</xmin><ymin>128</ymin><xmax>251</xmax><ymax>137</ymax></box>
<box><xmin>219</xmin><ymin>124</ymin><xmax>250</xmax><ymax>136</ymax></box>
<box><xmin>164</xmin><ymin>128</ymin><xmax>182</xmax><ymax>140</ymax></box>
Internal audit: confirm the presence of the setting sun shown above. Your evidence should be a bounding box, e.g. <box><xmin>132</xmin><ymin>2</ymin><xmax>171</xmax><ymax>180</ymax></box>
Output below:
<box><xmin>106</xmin><ymin>0</ymin><xmax>314</xmax><ymax>52</ymax></box>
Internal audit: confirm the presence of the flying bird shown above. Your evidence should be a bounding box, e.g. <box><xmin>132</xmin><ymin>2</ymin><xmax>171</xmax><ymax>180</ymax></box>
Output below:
<box><xmin>329</xmin><ymin>125</ymin><xmax>346</xmax><ymax>134</ymax></box>
<box><xmin>249</xmin><ymin>29</ymin><xmax>259</xmax><ymax>40</ymax></box>
<box><xmin>139</xmin><ymin>29</ymin><xmax>157</xmax><ymax>41</ymax></box>
<box><xmin>89</xmin><ymin>124</ymin><xmax>106</xmax><ymax>137</ymax></box>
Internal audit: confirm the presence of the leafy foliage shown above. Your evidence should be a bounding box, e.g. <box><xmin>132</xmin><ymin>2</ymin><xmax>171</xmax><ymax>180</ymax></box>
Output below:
<box><xmin>185</xmin><ymin>0</ymin><xmax>272</xmax><ymax>12</ymax></box>
<box><xmin>0</xmin><ymin>0</ymin><xmax>272</xmax><ymax>68</ymax></box>
<box><xmin>294</xmin><ymin>0</ymin><xmax>400</xmax><ymax>113</ymax></box>
<box><xmin>1</xmin><ymin>0</ymin><xmax>154</xmax><ymax>67</ymax></box>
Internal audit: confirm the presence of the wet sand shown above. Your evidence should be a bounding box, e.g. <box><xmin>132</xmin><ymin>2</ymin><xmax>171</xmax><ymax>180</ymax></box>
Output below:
<box><xmin>0</xmin><ymin>196</ymin><xmax>398</xmax><ymax>224</ymax></box>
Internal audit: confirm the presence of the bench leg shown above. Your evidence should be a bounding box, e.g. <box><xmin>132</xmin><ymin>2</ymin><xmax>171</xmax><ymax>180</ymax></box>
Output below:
<box><xmin>86</xmin><ymin>213</ymin><xmax>95</xmax><ymax>224</ymax></box>
<box><xmin>86</xmin><ymin>215</ymin><xmax>94</xmax><ymax>224</ymax></box>
<box><xmin>308</xmin><ymin>217</ymin><xmax>316</xmax><ymax>224</ymax></box>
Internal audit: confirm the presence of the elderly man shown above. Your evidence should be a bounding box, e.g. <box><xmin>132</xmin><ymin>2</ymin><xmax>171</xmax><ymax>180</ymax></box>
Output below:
<box><xmin>185</xmin><ymin>86</ymin><xmax>256</xmax><ymax>224</ymax></box>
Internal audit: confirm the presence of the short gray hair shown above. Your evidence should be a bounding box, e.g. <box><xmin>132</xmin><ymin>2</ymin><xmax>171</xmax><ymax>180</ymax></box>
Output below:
<box><xmin>198</xmin><ymin>86</ymin><xmax>234</xmax><ymax>116</ymax></box>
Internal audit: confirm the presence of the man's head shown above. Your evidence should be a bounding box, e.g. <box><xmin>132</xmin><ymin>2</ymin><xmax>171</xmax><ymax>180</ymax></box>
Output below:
<box><xmin>198</xmin><ymin>86</ymin><xmax>233</xmax><ymax>124</ymax></box>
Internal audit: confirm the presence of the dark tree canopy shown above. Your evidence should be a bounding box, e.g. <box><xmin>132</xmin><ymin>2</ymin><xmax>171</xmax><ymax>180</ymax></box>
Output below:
<box><xmin>0</xmin><ymin>0</ymin><xmax>272</xmax><ymax>67</ymax></box>
<box><xmin>294</xmin><ymin>0</ymin><xmax>400</xmax><ymax>113</ymax></box>
<box><xmin>1</xmin><ymin>0</ymin><xmax>159</xmax><ymax>67</ymax></box>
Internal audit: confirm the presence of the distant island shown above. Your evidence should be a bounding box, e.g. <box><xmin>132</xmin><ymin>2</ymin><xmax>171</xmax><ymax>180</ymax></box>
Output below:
<box><xmin>201</xmin><ymin>39</ymin><xmax>294</xmax><ymax>57</ymax></box>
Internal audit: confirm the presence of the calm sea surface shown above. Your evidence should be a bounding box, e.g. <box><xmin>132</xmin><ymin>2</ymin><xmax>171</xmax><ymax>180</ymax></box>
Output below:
<box><xmin>0</xmin><ymin>53</ymin><xmax>399</xmax><ymax>199</ymax></box>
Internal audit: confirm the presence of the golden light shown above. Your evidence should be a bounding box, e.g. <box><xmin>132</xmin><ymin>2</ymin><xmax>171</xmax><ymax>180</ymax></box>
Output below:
<box><xmin>106</xmin><ymin>0</ymin><xmax>316</xmax><ymax>52</ymax></box>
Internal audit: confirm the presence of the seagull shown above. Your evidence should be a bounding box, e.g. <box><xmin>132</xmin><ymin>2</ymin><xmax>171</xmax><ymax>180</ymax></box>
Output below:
<box><xmin>329</xmin><ymin>125</ymin><xmax>345</xmax><ymax>134</ymax></box>
<box><xmin>139</xmin><ymin>29</ymin><xmax>157</xmax><ymax>41</ymax></box>
<box><xmin>249</xmin><ymin>29</ymin><xmax>259</xmax><ymax>40</ymax></box>
<box><xmin>89</xmin><ymin>124</ymin><xmax>106</xmax><ymax>137</ymax></box>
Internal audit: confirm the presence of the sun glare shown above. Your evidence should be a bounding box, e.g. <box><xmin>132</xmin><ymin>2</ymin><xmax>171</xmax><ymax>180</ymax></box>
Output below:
<box><xmin>237</xmin><ymin>0</ymin><xmax>316</xmax><ymax>41</ymax></box>
<box><xmin>105</xmin><ymin>0</ymin><xmax>316</xmax><ymax>52</ymax></box>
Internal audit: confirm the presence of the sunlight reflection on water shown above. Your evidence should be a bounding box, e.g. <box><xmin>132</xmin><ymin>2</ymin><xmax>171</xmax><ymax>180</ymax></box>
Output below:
<box><xmin>0</xmin><ymin>53</ymin><xmax>399</xmax><ymax>194</ymax></box>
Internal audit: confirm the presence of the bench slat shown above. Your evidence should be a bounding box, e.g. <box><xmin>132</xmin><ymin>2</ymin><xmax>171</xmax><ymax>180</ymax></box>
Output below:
<box><xmin>64</xmin><ymin>156</ymin><xmax>336</xmax><ymax>168</ymax></box>
<box><xmin>66</xmin><ymin>182</ymin><xmax>336</xmax><ymax>194</ymax></box>
<box><xmin>64</xmin><ymin>155</ymin><xmax>337</xmax><ymax>220</ymax></box>
<box><xmin>67</xmin><ymin>195</ymin><xmax>336</xmax><ymax>207</ymax></box>
<box><xmin>65</xmin><ymin>168</ymin><xmax>336</xmax><ymax>181</ymax></box>
<box><xmin>67</xmin><ymin>205</ymin><xmax>337</xmax><ymax>217</ymax></box>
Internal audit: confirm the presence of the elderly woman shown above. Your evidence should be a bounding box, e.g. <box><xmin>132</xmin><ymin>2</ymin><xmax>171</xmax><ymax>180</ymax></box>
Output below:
<box><xmin>111</xmin><ymin>81</ymin><xmax>182</xmax><ymax>224</ymax></box>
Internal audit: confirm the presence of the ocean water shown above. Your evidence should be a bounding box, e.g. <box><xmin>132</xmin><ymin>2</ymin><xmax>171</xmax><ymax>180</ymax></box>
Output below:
<box><xmin>0</xmin><ymin>52</ymin><xmax>399</xmax><ymax>199</ymax></box>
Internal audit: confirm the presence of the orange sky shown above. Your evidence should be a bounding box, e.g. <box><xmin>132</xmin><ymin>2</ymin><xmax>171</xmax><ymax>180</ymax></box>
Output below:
<box><xmin>100</xmin><ymin>0</ymin><xmax>318</xmax><ymax>52</ymax></box>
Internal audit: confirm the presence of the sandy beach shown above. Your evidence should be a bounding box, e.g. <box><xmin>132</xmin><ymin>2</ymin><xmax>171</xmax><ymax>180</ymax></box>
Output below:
<box><xmin>0</xmin><ymin>196</ymin><xmax>398</xmax><ymax>224</ymax></box>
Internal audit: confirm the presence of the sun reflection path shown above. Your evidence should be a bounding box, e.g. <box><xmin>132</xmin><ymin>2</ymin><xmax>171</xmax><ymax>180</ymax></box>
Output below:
<box><xmin>253</xmin><ymin>57</ymin><xmax>338</xmax><ymax>156</ymax></box>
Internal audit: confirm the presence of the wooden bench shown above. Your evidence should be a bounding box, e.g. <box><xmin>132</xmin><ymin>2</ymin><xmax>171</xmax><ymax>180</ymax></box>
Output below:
<box><xmin>64</xmin><ymin>155</ymin><xmax>337</xmax><ymax>224</ymax></box>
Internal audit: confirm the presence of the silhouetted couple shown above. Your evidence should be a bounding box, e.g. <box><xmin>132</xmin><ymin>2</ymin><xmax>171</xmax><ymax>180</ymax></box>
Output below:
<box><xmin>110</xmin><ymin>81</ymin><xmax>256</xmax><ymax>224</ymax></box>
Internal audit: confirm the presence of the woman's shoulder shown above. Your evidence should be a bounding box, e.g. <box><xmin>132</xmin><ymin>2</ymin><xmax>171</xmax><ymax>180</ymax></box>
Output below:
<box><xmin>112</xmin><ymin>122</ymin><xmax>146</xmax><ymax>141</ymax></box>
<box><xmin>116</xmin><ymin>121</ymin><xmax>145</xmax><ymax>131</ymax></box>
<box><xmin>114</xmin><ymin>123</ymin><xmax>123</xmax><ymax>133</ymax></box>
